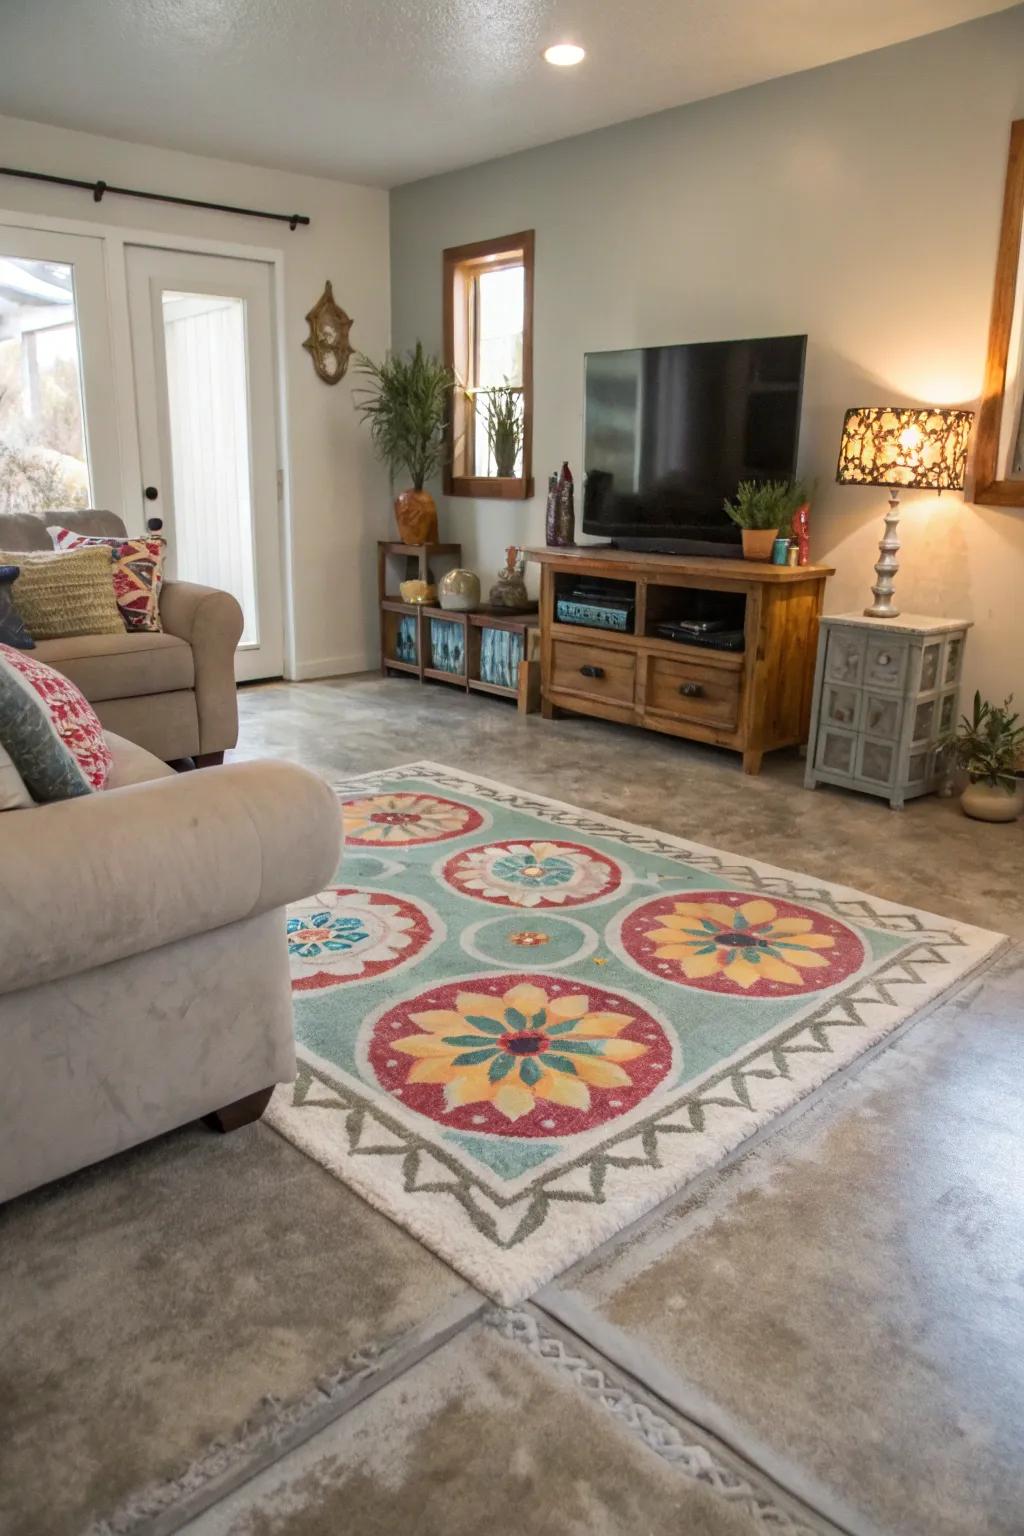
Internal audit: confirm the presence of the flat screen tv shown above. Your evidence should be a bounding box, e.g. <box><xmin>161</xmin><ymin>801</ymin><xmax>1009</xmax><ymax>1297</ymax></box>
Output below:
<box><xmin>582</xmin><ymin>334</ymin><xmax>806</xmax><ymax>555</ymax></box>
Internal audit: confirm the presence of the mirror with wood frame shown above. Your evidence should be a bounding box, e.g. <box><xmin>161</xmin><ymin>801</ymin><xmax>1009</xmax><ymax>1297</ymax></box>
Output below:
<box><xmin>975</xmin><ymin>119</ymin><xmax>1024</xmax><ymax>506</ymax></box>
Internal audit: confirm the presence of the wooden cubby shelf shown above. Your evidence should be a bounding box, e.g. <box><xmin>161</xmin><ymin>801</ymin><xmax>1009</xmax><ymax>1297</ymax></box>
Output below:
<box><xmin>378</xmin><ymin>542</ymin><xmax>540</xmax><ymax>714</ymax></box>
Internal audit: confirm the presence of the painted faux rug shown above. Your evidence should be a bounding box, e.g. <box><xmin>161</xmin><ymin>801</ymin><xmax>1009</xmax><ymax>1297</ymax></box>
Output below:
<box><xmin>268</xmin><ymin>762</ymin><xmax>1004</xmax><ymax>1303</ymax></box>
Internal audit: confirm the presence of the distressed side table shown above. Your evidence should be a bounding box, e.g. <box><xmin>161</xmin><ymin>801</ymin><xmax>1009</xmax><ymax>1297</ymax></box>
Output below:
<box><xmin>804</xmin><ymin>613</ymin><xmax>971</xmax><ymax>809</ymax></box>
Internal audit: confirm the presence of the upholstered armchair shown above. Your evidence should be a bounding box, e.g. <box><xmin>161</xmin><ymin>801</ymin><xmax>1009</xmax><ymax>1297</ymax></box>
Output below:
<box><xmin>0</xmin><ymin>742</ymin><xmax>342</xmax><ymax>1203</ymax></box>
<box><xmin>0</xmin><ymin>510</ymin><xmax>242</xmax><ymax>763</ymax></box>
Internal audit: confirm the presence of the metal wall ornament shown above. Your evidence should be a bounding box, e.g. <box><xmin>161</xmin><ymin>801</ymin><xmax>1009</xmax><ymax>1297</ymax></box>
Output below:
<box><xmin>302</xmin><ymin>281</ymin><xmax>354</xmax><ymax>384</ymax></box>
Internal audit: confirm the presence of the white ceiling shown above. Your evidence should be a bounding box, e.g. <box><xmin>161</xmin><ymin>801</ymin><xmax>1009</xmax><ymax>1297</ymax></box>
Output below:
<box><xmin>0</xmin><ymin>0</ymin><xmax>1017</xmax><ymax>189</ymax></box>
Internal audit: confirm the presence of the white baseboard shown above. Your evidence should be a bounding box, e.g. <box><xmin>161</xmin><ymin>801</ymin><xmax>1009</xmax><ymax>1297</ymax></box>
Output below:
<box><xmin>286</xmin><ymin>653</ymin><xmax>373</xmax><ymax>682</ymax></box>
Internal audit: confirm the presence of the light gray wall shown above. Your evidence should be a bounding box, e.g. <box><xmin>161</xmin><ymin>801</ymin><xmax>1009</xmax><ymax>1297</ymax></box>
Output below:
<box><xmin>391</xmin><ymin>7</ymin><xmax>1024</xmax><ymax>704</ymax></box>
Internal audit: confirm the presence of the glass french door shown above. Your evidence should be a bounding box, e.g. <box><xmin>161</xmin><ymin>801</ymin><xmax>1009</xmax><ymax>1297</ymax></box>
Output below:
<box><xmin>0</xmin><ymin>223</ymin><xmax>121</xmax><ymax>515</ymax></box>
<box><xmin>126</xmin><ymin>247</ymin><xmax>283</xmax><ymax>681</ymax></box>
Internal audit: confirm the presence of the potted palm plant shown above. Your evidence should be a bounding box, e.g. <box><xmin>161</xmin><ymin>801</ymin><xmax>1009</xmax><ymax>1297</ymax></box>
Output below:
<box><xmin>482</xmin><ymin>382</ymin><xmax>524</xmax><ymax>478</ymax></box>
<box><xmin>723</xmin><ymin>479</ymin><xmax>807</xmax><ymax>561</ymax></box>
<box><xmin>353</xmin><ymin>343</ymin><xmax>454</xmax><ymax>544</ymax></box>
<box><xmin>950</xmin><ymin>692</ymin><xmax>1024</xmax><ymax>822</ymax></box>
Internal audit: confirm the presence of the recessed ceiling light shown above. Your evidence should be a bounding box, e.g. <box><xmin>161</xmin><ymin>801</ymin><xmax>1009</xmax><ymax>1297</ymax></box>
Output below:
<box><xmin>543</xmin><ymin>43</ymin><xmax>585</xmax><ymax>67</ymax></box>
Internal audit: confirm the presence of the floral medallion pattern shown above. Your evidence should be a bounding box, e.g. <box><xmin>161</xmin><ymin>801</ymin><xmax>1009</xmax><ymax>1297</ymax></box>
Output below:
<box><xmin>442</xmin><ymin>839</ymin><xmax>622</xmax><ymax>909</ymax></box>
<box><xmin>616</xmin><ymin>891</ymin><xmax>864</xmax><ymax>997</ymax></box>
<box><xmin>460</xmin><ymin>913</ymin><xmax>600</xmax><ymax>971</ymax></box>
<box><xmin>288</xmin><ymin>888</ymin><xmax>438</xmax><ymax>990</ymax></box>
<box><xmin>366</xmin><ymin>975</ymin><xmax>674</xmax><ymax>1138</ymax></box>
<box><xmin>342</xmin><ymin>792</ymin><xmax>485</xmax><ymax>846</ymax></box>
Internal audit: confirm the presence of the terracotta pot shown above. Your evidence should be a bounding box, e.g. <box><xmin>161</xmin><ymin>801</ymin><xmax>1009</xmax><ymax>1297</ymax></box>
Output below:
<box><xmin>394</xmin><ymin>489</ymin><xmax>438</xmax><ymax>546</ymax></box>
<box><xmin>741</xmin><ymin>527</ymin><xmax>778</xmax><ymax>561</ymax></box>
<box><xmin>960</xmin><ymin>779</ymin><xmax>1022</xmax><ymax>823</ymax></box>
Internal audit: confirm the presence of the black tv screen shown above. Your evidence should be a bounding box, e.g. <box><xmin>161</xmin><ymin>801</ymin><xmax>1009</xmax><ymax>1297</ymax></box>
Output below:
<box><xmin>582</xmin><ymin>334</ymin><xmax>806</xmax><ymax>554</ymax></box>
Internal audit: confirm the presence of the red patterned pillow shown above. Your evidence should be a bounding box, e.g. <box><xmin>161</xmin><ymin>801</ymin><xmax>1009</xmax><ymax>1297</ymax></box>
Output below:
<box><xmin>0</xmin><ymin>643</ymin><xmax>112</xmax><ymax>799</ymax></box>
<box><xmin>48</xmin><ymin>526</ymin><xmax>166</xmax><ymax>633</ymax></box>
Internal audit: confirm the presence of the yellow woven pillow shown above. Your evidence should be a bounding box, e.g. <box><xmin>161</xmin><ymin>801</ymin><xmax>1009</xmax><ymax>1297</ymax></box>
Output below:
<box><xmin>0</xmin><ymin>546</ymin><xmax>123</xmax><ymax>639</ymax></box>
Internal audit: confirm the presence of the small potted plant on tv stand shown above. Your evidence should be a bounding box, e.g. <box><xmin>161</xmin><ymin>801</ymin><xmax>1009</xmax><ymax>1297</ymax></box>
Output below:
<box><xmin>723</xmin><ymin>479</ymin><xmax>805</xmax><ymax>561</ymax></box>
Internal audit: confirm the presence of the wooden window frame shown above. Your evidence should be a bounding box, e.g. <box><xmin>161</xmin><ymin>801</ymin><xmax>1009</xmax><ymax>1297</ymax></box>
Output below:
<box><xmin>974</xmin><ymin>119</ymin><xmax>1024</xmax><ymax>506</ymax></box>
<box><xmin>443</xmin><ymin>229</ymin><xmax>534</xmax><ymax>500</ymax></box>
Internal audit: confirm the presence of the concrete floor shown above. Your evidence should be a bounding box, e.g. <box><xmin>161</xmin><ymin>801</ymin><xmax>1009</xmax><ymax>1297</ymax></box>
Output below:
<box><xmin>228</xmin><ymin>677</ymin><xmax>1024</xmax><ymax>1533</ymax></box>
<box><xmin>3</xmin><ymin>675</ymin><xmax>1021</xmax><ymax>1536</ymax></box>
<box><xmin>233</xmin><ymin>675</ymin><xmax>1024</xmax><ymax>941</ymax></box>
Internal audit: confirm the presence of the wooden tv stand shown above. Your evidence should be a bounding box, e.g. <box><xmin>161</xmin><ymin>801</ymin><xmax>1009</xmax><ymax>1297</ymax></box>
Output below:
<box><xmin>527</xmin><ymin>545</ymin><xmax>833</xmax><ymax>774</ymax></box>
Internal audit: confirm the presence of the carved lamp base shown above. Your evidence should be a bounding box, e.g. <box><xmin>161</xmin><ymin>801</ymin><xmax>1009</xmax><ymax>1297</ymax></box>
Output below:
<box><xmin>864</xmin><ymin>489</ymin><xmax>902</xmax><ymax>619</ymax></box>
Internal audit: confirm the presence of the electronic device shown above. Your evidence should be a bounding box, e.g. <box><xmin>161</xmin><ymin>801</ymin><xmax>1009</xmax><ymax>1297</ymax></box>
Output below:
<box><xmin>655</xmin><ymin>622</ymin><xmax>745</xmax><ymax>652</ymax></box>
<box><xmin>582</xmin><ymin>334</ymin><xmax>806</xmax><ymax>556</ymax></box>
<box><xmin>556</xmin><ymin>592</ymin><xmax>635</xmax><ymax>632</ymax></box>
<box><xmin>666</xmin><ymin>617</ymin><xmax>728</xmax><ymax>635</ymax></box>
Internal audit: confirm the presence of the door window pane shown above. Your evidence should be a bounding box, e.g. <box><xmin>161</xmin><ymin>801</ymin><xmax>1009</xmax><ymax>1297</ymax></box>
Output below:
<box><xmin>161</xmin><ymin>292</ymin><xmax>258</xmax><ymax>647</ymax></box>
<box><xmin>0</xmin><ymin>257</ymin><xmax>90</xmax><ymax>512</ymax></box>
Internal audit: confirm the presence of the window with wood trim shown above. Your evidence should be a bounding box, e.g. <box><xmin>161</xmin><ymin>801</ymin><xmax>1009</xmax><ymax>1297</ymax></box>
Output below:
<box><xmin>443</xmin><ymin>230</ymin><xmax>534</xmax><ymax>499</ymax></box>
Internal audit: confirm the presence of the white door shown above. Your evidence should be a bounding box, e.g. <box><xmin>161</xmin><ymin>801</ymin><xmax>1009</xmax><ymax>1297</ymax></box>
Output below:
<box><xmin>126</xmin><ymin>247</ymin><xmax>283</xmax><ymax>681</ymax></box>
<box><xmin>0</xmin><ymin>222</ymin><xmax>122</xmax><ymax>514</ymax></box>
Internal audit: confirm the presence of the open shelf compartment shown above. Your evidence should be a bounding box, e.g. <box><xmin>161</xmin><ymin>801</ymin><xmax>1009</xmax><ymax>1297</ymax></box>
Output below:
<box><xmin>552</xmin><ymin>571</ymin><xmax>638</xmax><ymax>636</ymax></box>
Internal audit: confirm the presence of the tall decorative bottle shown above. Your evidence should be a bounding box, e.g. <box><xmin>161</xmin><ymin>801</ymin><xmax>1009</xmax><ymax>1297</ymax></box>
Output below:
<box><xmin>555</xmin><ymin>461</ymin><xmax>575</xmax><ymax>546</ymax></box>
<box><xmin>544</xmin><ymin>472</ymin><xmax>559</xmax><ymax>547</ymax></box>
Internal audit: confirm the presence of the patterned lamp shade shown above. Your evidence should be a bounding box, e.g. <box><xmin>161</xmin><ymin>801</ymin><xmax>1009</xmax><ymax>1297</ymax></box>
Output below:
<box><xmin>836</xmin><ymin>407</ymin><xmax>974</xmax><ymax>492</ymax></box>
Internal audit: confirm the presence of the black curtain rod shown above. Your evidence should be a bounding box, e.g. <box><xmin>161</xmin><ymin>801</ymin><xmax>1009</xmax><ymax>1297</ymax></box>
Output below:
<box><xmin>0</xmin><ymin>165</ymin><xmax>310</xmax><ymax>230</ymax></box>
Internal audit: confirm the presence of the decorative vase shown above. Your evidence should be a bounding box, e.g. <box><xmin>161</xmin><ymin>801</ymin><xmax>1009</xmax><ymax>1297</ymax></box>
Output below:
<box><xmin>960</xmin><ymin>779</ymin><xmax>1022</xmax><ymax>822</ymax></box>
<box><xmin>494</xmin><ymin>432</ymin><xmax>518</xmax><ymax>478</ymax></box>
<box><xmin>545</xmin><ymin>473</ymin><xmax>559</xmax><ymax>547</ymax></box>
<box><xmin>741</xmin><ymin>527</ymin><xmax>778</xmax><ymax>562</ymax></box>
<box><xmin>394</xmin><ymin>489</ymin><xmax>438</xmax><ymax>546</ymax></box>
<box><xmin>438</xmin><ymin>568</ymin><xmax>481</xmax><ymax>612</ymax></box>
<box><xmin>489</xmin><ymin>545</ymin><xmax>530</xmax><ymax>609</ymax></box>
<box><xmin>399</xmin><ymin>579</ymin><xmax>435</xmax><ymax>605</ymax></box>
<box><xmin>555</xmin><ymin>461</ymin><xmax>575</xmax><ymax>546</ymax></box>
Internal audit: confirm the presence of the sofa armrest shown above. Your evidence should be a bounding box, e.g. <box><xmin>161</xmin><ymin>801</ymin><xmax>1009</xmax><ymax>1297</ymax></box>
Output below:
<box><xmin>0</xmin><ymin>760</ymin><xmax>341</xmax><ymax>997</ymax></box>
<box><xmin>159</xmin><ymin>580</ymin><xmax>244</xmax><ymax>754</ymax></box>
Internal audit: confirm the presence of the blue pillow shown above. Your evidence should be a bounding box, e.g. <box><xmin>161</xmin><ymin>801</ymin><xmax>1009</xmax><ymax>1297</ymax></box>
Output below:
<box><xmin>0</xmin><ymin>567</ymin><xmax>35</xmax><ymax>649</ymax></box>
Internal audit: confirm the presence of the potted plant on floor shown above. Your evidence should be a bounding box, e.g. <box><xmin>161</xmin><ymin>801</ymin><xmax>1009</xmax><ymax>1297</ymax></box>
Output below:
<box><xmin>723</xmin><ymin>479</ymin><xmax>806</xmax><ymax>561</ymax></box>
<box><xmin>482</xmin><ymin>381</ymin><xmax>524</xmax><ymax>478</ymax></box>
<box><xmin>353</xmin><ymin>343</ymin><xmax>454</xmax><ymax>545</ymax></box>
<box><xmin>950</xmin><ymin>691</ymin><xmax>1024</xmax><ymax>822</ymax></box>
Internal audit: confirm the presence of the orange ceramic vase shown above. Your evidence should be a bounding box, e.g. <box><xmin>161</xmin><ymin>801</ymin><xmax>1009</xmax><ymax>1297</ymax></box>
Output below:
<box><xmin>394</xmin><ymin>489</ymin><xmax>439</xmax><ymax>546</ymax></box>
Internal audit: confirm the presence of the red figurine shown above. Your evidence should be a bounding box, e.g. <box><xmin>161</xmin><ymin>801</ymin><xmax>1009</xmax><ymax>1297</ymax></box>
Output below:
<box><xmin>793</xmin><ymin>501</ymin><xmax>811</xmax><ymax>566</ymax></box>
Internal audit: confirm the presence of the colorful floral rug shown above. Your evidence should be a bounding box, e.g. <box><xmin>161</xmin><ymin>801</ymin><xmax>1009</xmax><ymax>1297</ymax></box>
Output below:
<box><xmin>268</xmin><ymin>763</ymin><xmax>1004</xmax><ymax>1303</ymax></box>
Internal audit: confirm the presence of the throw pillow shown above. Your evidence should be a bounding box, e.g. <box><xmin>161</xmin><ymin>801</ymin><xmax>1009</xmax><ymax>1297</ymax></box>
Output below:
<box><xmin>0</xmin><ymin>739</ymin><xmax>32</xmax><ymax>811</ymax></box>
<box><xmin>0</xmin><ymin>566</ymin><xmax>35</xmax><ymax>649</ymax></box>
<box><xmin>0</xmin><ymin>546</ymin><xmax>123</xmax><ymax>640</ymax></box>
<box><xmin>48</xmin><ymin>526</ymin><xmax>166</xmax><ymax>633</ymax></box>
<box><xmin>0</xmin><ymin>643</ymin><xmax>112</xmax><ymax>800</ymax></box>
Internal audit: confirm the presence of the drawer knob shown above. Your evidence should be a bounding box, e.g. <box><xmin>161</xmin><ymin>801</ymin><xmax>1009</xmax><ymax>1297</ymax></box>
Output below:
<box><xmin>877</xmin><ymin>653</ymin><xmax>891</xmax><ymax>666</ymax></box>
<box><xmin>679</xmin><ymin>681</ymin><xmax>704</xmax><ymax>698</ymax></box>
<box><xmin>580</xmin><ymin>664</ymin><xmax>605</xmax><ymax>679</ymax></box>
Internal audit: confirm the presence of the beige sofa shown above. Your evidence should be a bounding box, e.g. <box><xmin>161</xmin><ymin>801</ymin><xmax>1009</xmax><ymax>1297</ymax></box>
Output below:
<box><xmin>0</xmin><ymin>510</ymin><xmax>243</xmax><ymax>764</ymax></box>
<box><xmin>0</xmin><ymin>733</ymin><xmax>342</xmax><ymax>1203</ymax></box>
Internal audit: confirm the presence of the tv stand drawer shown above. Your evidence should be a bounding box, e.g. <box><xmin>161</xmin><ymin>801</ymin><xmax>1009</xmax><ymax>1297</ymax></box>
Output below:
<box><xmin>645</xmin><ymin>655</ymin><xmax>740</xmax><ymax>730</ymax></box>
<box><xmin>551</xmin><ymin>639</ymin><xmax>635</xmax><ymax>704</ymax></box>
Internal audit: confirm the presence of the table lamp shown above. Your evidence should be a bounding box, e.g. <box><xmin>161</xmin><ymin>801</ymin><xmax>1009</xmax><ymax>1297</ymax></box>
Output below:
<box><xmin>835</xmin><ymin>406</ymin><xmax>973</xmax><ymax>618</ymax></box>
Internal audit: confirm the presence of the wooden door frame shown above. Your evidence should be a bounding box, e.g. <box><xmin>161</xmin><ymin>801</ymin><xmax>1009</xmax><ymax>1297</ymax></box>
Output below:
<box><xmin>0</xmin><ymin>203</ymin><xmax>298</xmax><ymax>677</ymax></box>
